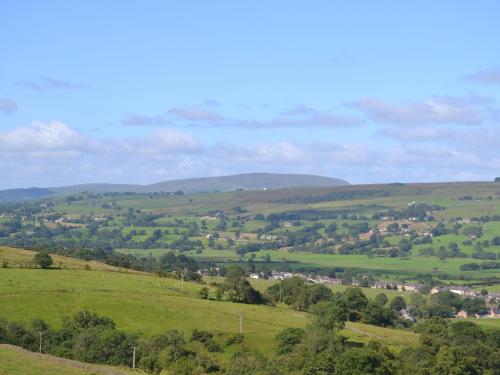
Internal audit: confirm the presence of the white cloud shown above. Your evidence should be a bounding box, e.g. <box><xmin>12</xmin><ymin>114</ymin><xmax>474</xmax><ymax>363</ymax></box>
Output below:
<box><xmin>349</xmin><ymin>96</ymin><xmax>486</xmax><ymax>125</ymax></box>
<box><xmin>0</xmin><ymin>121</ymin><xmax>201</xmax><ymax>157</ymax></box>
<box><xmin>124</xmin><ymin>128</ymin><xmax>203</xmax><ymax>155</ymax></box>
<box><xmin>2</xmin><ymin>119</ymin><xmax>500</xmax><ymax>188</ymax></box>
<box><xmin>0</xmin><ymin>121</ymin><xmax>87</xmax><ymax>153</ymax></box>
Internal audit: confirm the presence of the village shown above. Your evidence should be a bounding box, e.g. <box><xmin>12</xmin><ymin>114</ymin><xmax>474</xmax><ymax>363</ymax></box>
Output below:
<box><xmin>245</xmin><ymin>270</ymin><xmax>500</xmax><ymax>321</ymax></box>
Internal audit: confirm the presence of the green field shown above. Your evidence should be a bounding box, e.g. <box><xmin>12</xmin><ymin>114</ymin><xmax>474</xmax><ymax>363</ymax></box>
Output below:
<box><xmin>117</xmin><ymin>247</ymin><xmax>500</xmax><ymax>281</ymax></box>
<box><xmin>4</xmin><ymin>181</ymin><xmax>500</xmax><ymax>289</ymax></box>
<box><xmin>0</xmin><ymin>345</ymin><xmax>144</xmax><ymax>375</ymax></box>
<box><xmin>0</xmin><ymin>267</ymin><xmax>420</xmax><ymax>357</ymax></box>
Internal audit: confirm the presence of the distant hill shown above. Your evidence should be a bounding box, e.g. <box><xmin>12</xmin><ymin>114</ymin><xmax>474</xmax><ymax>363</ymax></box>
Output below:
<box><xmin>0</xmin><ymin>187</ymin><xmax>55</xmax><ymax>203</ymax></box>
<box><xmin>0</xmin><ymin>173</ymin><xmax>349</xmax><ymax>201</ymax></box>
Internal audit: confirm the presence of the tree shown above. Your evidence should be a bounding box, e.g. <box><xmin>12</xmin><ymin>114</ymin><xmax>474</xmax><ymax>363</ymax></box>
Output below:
<box><xmin>363</xmin><ymin>302</ymin><xmax>397</xmax><ymax>327</ymax></box>
<box><xmin>334</xmin><ymin>345</ymin><xmax>394</xmax><ymax>375</ymax></box>
<box><xmin>33</xmin><ymin>252</ymin><xmax>53</xmax><ymax>269</ymax></box>
<box><xmin>342</xmin><ymin>287</ymin><xmax>368</xmax><ymax>321</ymax></box>
<box><xmin>226</xmin><ymin>348</ymin><xmax>267</xmax><ymax>375</ymax></box>
<box><xmin>389</xmin><ymin>296</ymin><xmax>407</xmax><ymax>311</ymax></box>
<box><xmin>198</xmin><ymin>287</ymin><xmax>209</xmax><ymax>299</ymax></box>
<box><xmin>275</xmin><ymin>328</ymin><xmax>305</xmax><ymax>354</ymax></box>
<box><xmin>222</xmin><ymin>266</ymin><xmax>265</xmax><ymax>304</ymax></box>
<box><xmin>416</xmin><ymin>318</ymin><xmax>450</xmax><ymax>349</ymax></box>
<box><xmin>310</xmin><ymin>301</ymin><xmax>349</xmax><ymax>331</ymax></box>
<box><xmin>432</xmin><ymin>345</ymin><xmax>479</xmax><ymax>375</ymax></box>
<box><xmin>375</xmin><ymin>293</ymin><xmax>389</xmax><ymax>307</ymax></box>
<box><xmin>429</xmin><ymin>291</ymin><xmax>462</xmax><ymax>317</ymax></box>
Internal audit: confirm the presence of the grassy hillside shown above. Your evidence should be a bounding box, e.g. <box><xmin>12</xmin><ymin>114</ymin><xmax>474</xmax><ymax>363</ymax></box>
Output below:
<box><xmin>0</xmin><ymin>246</ymin><xmax>144</xmax><ymax>273</ymax></box>
<box><xmin>46</xmin><ymin>173</ymin><xmax>349</xmax><ymax>195</ymax></box>
<box><xmin>0</xmin><ymin>345</ymin><xmax>144</xmax><ymax>375</ymax></box>
<box><xmin>0</xmin><ymin>268</ymin><xmax>419</xmax><ymax>355</ymax></box>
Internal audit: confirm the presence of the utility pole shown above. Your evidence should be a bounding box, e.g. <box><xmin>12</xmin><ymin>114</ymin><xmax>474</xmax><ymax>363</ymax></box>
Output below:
<box><xmin>239</xmin><ymin>313</ymin><xmax>243</xmax><ymax>334</ymax></box>
<box><xmin>181</xmin><ymin>273</ymin><xmax>184</xmax><ymax>293</ymax></box>
<box><xmin>132</xmin><ymin>347</ymin><xmax>136</xmax><ymax>369</ymax></box>
<box><xmin>38</xmin><ymin>332</ymin><xmax>43</xmax><ymax>360</ymax></box>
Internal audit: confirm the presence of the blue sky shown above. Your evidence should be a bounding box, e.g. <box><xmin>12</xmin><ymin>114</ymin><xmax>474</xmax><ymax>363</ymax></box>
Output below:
<box><xmin>1</xmin><ymin>1</ymin><xmax>500</xmax><ymax>189</ymax></box>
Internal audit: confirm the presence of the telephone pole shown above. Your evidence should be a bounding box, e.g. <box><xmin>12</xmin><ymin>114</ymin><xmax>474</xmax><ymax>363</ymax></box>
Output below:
<box><xmin>132</xmin><ymin>347</ymin><xmax>136</xmax><ymax>369</ymax></box>
<box><xmin>181</xmin><ymin>273</ymin><xmax>184</xmax><ymax>293</ymax></box>
<box><xmin>38</xmin><ymin>332</ymin><xmax>43</xmax><ymax>360</ymax></box>
<box><xmin>239</xmin><ymin>313</ymin><xmax>244</xmax><ymax>334</ymax></box>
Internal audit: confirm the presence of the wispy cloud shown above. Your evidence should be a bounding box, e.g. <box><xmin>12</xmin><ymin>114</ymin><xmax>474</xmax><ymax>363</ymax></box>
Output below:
<box><xmin>242</xmin><ymin>114</ymin><xmax>363</xmax><ymax>128</ymax></box>
<box><xmin>121</xmin><ymin>113</ymin><xmax>171</xmax><ymax>126</ymax></box>
<box><xmin>123</xmin><ymin>104</ymin><xmax>362</xmax><ymax>128</ymax></box>
<box><xmin>168</xmin><ymin>107</ymin><xmax>225</xmax><ymax>123</ymax></box>
<box><xmin>279</xmin><ymin>105</ymin><xmax>321</xmax><ymax>116</ymax></box>
<box><xmin>203</xmin><ymin>99</ymin><xmax>220</xmax><ymax>107</ymax></box>
<box><xmin>348</xmin><ymin>95</ymin><xmax>487</xmax><ymax>126</ymax></box>
<box><xmin>463</xmin><ymin>66</ymin><xmax>500</xmax><ymax>84</ymax></box>
<box><xmin>16</xmin><ymin>75</ymin><xmax>85</xmax><ymax>91</ymax></box>
<box><xmin>0</xmin><ymin>98</ymin><xmax>18</xmax><ymax>115</ymax></box>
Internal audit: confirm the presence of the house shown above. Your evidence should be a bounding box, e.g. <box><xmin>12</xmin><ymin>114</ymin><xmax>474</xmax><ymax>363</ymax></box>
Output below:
<box><xmin>315</xmin><ymin>276</ymin><xmax>342</xmax><ymax>285</ymax></box>
<box><xmin>489</xmin><ymin>307</ymin><xmax>500</xmax><ymax>318</ymax></box>
<box><xmin>456</xmin><ymin>310</ymin><xmax>468</xmax><ymax>319</ymax></box>
<box><xmin>249</xmin><ymin>273</ymin><xmax>260</xmax><ymax>280</ymax></box>
<box><xmin>261</xmin><ymin>235</ymin><xmax>278</xmax><ymax>241</ymax></box>
<box><xmin>399</xmin><ymin>308</ymin><xmax>415</xmax><ymax>322</ymax></box>
<box><xmin>402</xmin><ymin>284</ymin><xmax>424</xmax><ymax>293</ymax></box>
<box><xmin>431</xmin><ymin>286</ymin><xmax>446</xmax><ymax>294</ymax></box>
<box><xmin>396</xmin><ymin>283</ymin><xmax>423</xmax><ymax>293</ymax></box>
<box><xmin>372</xmin><ymin>281</ymin><xmax>388</xmax><ymax>289</ymax></box>
<box><xmin>270</xmin><ymin>271</ymin><xmax>294</xmax><ymax>281</ymax></box>
<box><xmin>431</xmin><ymin>285</ymin><xmax>477</xmax><ymax>297</ymax></box>
<box><xmin>487</xmin><ymin>292</ymin><xmax>500</xmax><ymax>300</ymax></box>
<box><xmin>448</xmin><ymin>286</ymin><xmax>477</xmax><ymax>297</ymax></box>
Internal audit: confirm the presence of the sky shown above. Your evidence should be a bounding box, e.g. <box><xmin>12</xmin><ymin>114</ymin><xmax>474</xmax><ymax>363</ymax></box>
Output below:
<box><xmin>1</xmin><ymin>1</ymin><xmax>500</xmax><ymax>189</ymax></box>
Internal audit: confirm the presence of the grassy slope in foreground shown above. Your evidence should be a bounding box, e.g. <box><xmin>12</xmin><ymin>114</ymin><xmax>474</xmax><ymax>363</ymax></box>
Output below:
<box><xmin>0</xmin><ymin>267</ymin><xmax>419</xmax><ymax>354</ymax></box>
<box><xmin>0</xmin><ymin>344</ymin><xmax>144</xmax><ymax>375</ymax></box>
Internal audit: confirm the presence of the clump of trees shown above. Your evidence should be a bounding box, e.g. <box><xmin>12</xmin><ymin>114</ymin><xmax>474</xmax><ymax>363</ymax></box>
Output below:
<box><xmin>216</xmin><ymin>266</ymin><xmax>265</xmax><ymax>304</ymax></box>
<box><xmin>269</xmin><ymin>314</ymin><xmax>500</xmax><ymax>374</ymax></box>
<box><xmin>266</xmin><ymin>277</ymin><xmax>334</xmax><ymax>311</ymax></box>
<box><xmin>266</xmin><ymin>281</ymin><xmax>412</xmax><ymax>328</ymax></box>
<box><xmin>33</xmin><ymin>252</ymin><xmax>53</xmax><ymax>269</ymax></box>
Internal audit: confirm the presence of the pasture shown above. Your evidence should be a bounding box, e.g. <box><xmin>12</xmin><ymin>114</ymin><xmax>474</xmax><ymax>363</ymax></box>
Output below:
<box><xmin>0</xmin><ymin>345</ymin><xmax>145</xmax><ymax>375</ymax></box>
<box><xmin>0</xmin><ymin>267</ymin><xmax>420</xmax><ymax>356</ymax></box>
